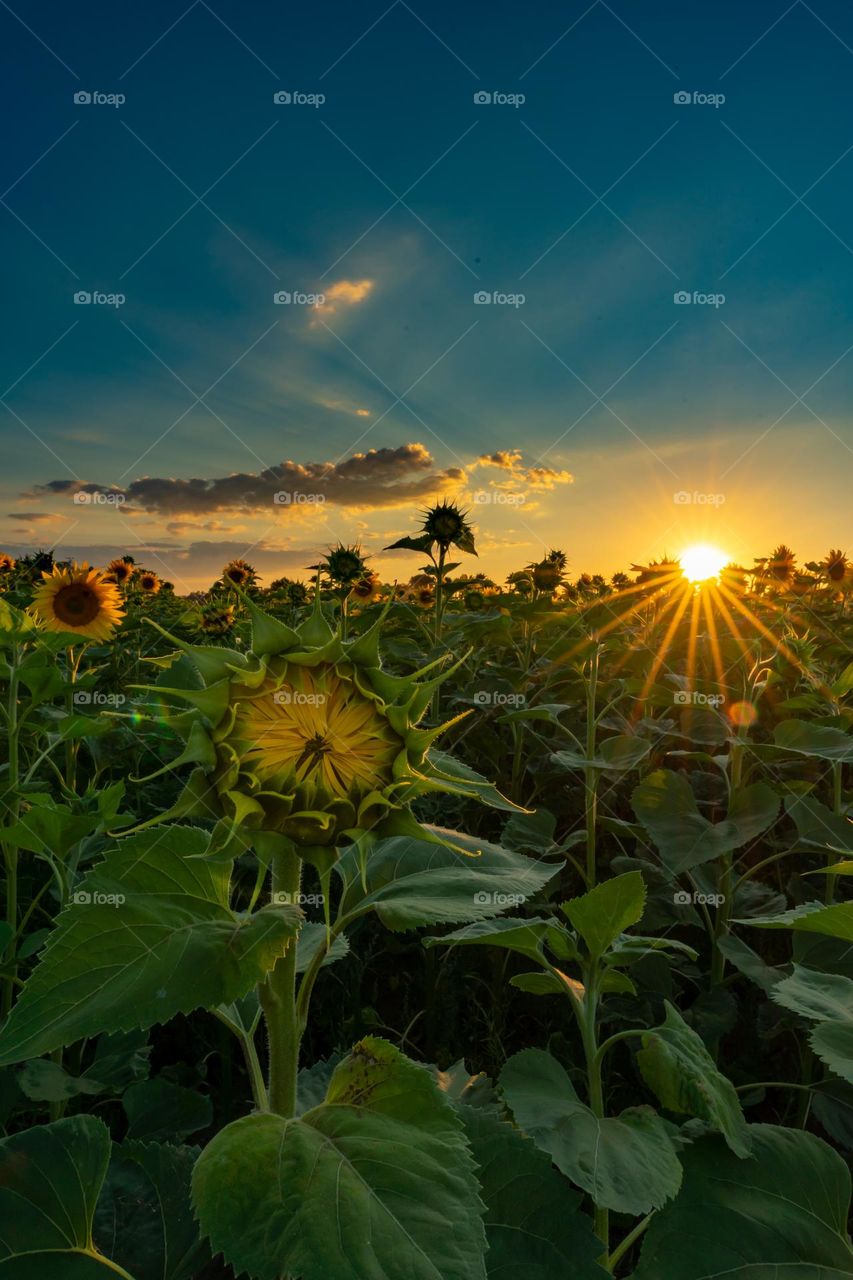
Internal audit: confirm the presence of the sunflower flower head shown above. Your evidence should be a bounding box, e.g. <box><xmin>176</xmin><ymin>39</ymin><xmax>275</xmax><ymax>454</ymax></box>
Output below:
<box><xmin>349</xmin><ymin>574</ymin><xmax>382</xmax><ymax>604</ymax></box>
<box><xmin>106</xmin><ymin>557</ymin><xmax>135</xmax><ymax>586</ymax></box>
<box><xmin>138</xmin><ymin>570</ymin><xmax>161</xmax><ymax>594</ymax></box>
<box><xmin>198</xmin><ymin>603</ymin><xmax>236</xmax><ymax>636</ymax></box>
<box><xmin>316</xmin><ymin>544</ymin><xmax>368</xmax><ymax>587</ymax></box>
<box><xmin>822</xmin><ymin>548</ymin><xmax>849</xmax><ymax>584</ymax></box>
<box><xmin>223</xmin><ymin>559</ymin><xmax>257</xmax><ymax>589</ymax></box>
<box><xmin>31</xmin><ymin>562</ymin><xmax>124</xmax><ymax>642</ymax></box>
<box><xmin>0</xmin><ymin>552</ymin><xmax>16</xmax><ymax>574</ymax></box>
<box><xmin>421</xmin><ymin>500</ymin><xmax>475</xmax><ymax>553</ymax></box>
<box><xmin>128</xmin><ymin>590</ymin><xmax>517</xmax><ymax>856</ymax></box>
<box><xmin>767</xmin><ymin>544</ymin><xmax>796</xmax><ymax>584</ymax></box>
<box><xmin>530</xmin><ymin>558</ymin><xmax>563</xmax><ymax>593</ymax></box>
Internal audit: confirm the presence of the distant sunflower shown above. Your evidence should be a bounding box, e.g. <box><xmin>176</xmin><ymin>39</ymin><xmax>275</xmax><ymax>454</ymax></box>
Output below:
<box><xmin>31</xmin><ymin>563</ymin><xmax>124</xmax><ymax>641</ymax></box>
<box><xmin>422</xmin><ymin>500</ymin><xmax>475</xmax><ymax>553</ymax></box>
<box><xmin>106</xmin><ymin>557</ymin><xmax>135</xmax><ymax>586</ymax></box>
<box><xmin>314</xmin><ymin>544</ymin><xmax>368</xmax><ymax>587</ymax></box>
<box><xmin>530</xmin><ymin>558</ymin><xmax>563</xmax><ymax>593</ymax></box>
<box><xmin>350</xmin><ymin>574</ymin><xmax>382</xmax><ymax>603</ymax></box>
<box><xmin>767</xmin><ymin>544</ymin><xmax>796</xmax><ymax>584</ymax></box>
<box><xmin>411</xmin><ymin>586</ymin><xmax>435</xmax><ymax>608</ymax></box>
<box><xmin>199</xmin><ymin>603</ymin><xmax>236</xmax><ymax>636</ymax></box>
<box><xmin>0</xmin><ymin>552</ymin><xmax>15</xmax><ymax>574</ymax></box>
<box><xmin>822</xmin><ymin>548</ymin><xmax>849</xmax><ymax>584</ymax></box>
<box><xmin>223</xmin><ymin>559</ymin><xmax>257</xmax><ymax>589</ymax></box>
<box><xmin>138</xmin><ymin>570</ymin><xmax>161</xmax><ymax>594</ymax></box>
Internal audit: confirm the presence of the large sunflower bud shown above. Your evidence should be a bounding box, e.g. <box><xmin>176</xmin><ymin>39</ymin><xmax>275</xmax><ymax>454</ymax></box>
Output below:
<box><xmin>130</xmin><ymin>592</ymin><xmax>503</xmax><ymax>855</ymax></box>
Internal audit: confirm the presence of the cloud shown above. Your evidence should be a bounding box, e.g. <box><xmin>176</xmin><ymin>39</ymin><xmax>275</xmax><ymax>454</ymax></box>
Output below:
<box><xmin>473</xmin><ymin>450</ymin><xmax>573</xmax><ymax>490</ymax></box>
<box><xmin>310</xmin><ymin>278</ymin><xmax>374</xmax><ymax>325</ymax></box>
<box><xmin>34</xmin><ymin>444</ymin><xmax>467</xmax><ymax>518</ymax></box>
<box><xmin>8</xmin><ymin>512</ymin><xmax>62</xmax><ymax>523</ymax></box>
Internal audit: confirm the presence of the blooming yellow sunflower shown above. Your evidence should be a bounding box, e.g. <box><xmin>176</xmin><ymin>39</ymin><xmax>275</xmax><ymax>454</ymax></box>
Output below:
<box><xmin>106</xmin><ymin>557</ymin><xmax>135</xmax><ymax>586</ymax></box>
<box><xmin>198</xmin><ymin>603</ymin><xmax>236</xmax><ymax>636</ymax></box>
<box><xmin>138</xmin><ymin>570</ymin><xmax>161</xmax><ymax>594</ymax></box>
<box><xmin>0</xmin><ymin>552</ymin><xmax>16</xmax><ymax>574</ymax></box>
<box><xmin>349</xmin><ymin>574</ymin><xmax>382</xmax><ymax>604</ymax></box>
<box><xmin>223</xmin><ymin>559</ymin><xmax>256</xmax><ymax>589</ymax></box>
<box><xmin>31</xmin><ymin>563</ymin><xmax>124</xmax><ymax>641</ymax></box>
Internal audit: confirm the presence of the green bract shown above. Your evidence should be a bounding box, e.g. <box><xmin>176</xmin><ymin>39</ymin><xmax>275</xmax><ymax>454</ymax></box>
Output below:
<box><xmin>132</xmin><ymin>593</ymin><xmax>490</xmax><ymax>853</ymax></box>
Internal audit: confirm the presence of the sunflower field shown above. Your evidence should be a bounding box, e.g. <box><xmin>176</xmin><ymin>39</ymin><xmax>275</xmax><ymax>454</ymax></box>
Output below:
<box><xmin>0</xmin><ymin>516</ymin><xmax>851</xmax><ymax>1280</ymax></box>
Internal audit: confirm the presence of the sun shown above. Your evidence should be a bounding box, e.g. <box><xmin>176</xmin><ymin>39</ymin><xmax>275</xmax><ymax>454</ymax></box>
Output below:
<box><xmin>680</xmin><ymin>543</ymin><xmax>728</xmax><ymax>584</ymax></box>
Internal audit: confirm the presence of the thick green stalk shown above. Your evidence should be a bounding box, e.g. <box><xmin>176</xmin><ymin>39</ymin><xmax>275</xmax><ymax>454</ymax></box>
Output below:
<box><xmin>2</xmin><ymin>647</ymin><xmax>21</xmax><ymax>1017</ymax></box>
<box><xmin>711</xmin><ymin>737</ymin><xmax>744</xmax><ymax>988</ymax></box>
<box><xmin>259</xmin><ymin>849</ymin><xmax>302</xmax><ymax>1118</ymax></box>
<box><xmin>584</xmin><ymin>644</ymin><xmax>600</xmax><ymax>888</ymax></box>
<box><xmin>826</xmin><ymin>761</ymin><xmax>843</xmax><ymax>904</ymax></box>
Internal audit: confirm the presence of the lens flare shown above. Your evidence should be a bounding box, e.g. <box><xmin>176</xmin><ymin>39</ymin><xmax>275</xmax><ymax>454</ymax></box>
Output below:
<box><xmin>680</xmin><ymin>544</ymin><xmax>728</xmax><ymax>584</ymax></box>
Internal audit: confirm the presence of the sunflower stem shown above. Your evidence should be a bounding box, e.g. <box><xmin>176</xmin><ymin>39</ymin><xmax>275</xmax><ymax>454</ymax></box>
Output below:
<box><xmin>1</xmin><ymin>645</ymin><xmax>21</xmax><ymax>1017</ymax></box>
<box><xmin>260</xmin><ymin>849</ymin><xmax>302</xmax><ymax>1118</ymax></box>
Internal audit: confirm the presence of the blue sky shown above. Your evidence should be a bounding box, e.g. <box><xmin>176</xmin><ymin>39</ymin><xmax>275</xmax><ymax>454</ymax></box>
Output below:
<box><xmin>1</xmin><ymin>0</ymin><xmax>851</xmax><ymax>589</ymax></box>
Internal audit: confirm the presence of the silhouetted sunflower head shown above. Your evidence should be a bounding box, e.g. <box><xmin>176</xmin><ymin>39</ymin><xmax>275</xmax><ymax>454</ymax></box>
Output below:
<box><xmin>822</xmin><ymin>548</ymin><xmax>848</xmax><ymax>583</ymax></box>
<box><xmin>767</xmin><ymin>544</ymin><xmax>796</xmax><ymax>583</ymax></box>
<box><xmin>223</xmin><ymin>559</ymin><xmax>256</xmax><ymax>588</ymax></box>
<box><xmin>316</xmin><ymin>545</ymin><xmax>367</xmax><ymax>586</ymax></box>
<box><xmin>422</xmin><ymin>501</ymin><xmax>476</xmax><ymax>553</ymax></box>
<box><xmin>31</xmin><ymin>563</ymin><xmax>124</xmax><ymax>641</ymax></box>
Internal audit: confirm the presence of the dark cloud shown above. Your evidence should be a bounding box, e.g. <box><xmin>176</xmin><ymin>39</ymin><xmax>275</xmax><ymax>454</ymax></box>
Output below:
<box><xmin>33</xmin><ymin>444</ymin><xmax>466</xmax><ymax>517</ymax></box>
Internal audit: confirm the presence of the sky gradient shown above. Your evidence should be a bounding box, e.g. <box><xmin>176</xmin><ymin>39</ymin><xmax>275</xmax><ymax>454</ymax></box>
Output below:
<box><xmin>2</xmin><ymin>0</ymin><xmax>852</xmax><ymax>590</ymax></box>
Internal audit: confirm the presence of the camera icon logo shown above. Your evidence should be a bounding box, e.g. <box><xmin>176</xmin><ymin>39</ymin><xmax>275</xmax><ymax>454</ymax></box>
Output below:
<box><xmin>673</xmin><ymin>290</ymin><xmax>691</xmax><ymax>304</ymax></box>
<box><xmin>74</xmin><ymin>90</ymin><xmax>93</xmax><ymax>104</ymax></box>
<box><xmin>473</xmin><ymin>690</ymin><xmax>492</xmax><ymax>705</ymax></box>
<box><xmin>673</xmin><ymin>691</ymin><xmax>691</xmax><ymax>705</ymax></box>
<box><xmin>274</xmin><ymin>291</ymin><xmax>292</xmax><ymax>304</ymax></box>
<box><xmin>473</xmin><ymin>890</ymin><xmax>491</xmax><ymax>905</ymax></box>
<box><xmin>673</xmin><ymin>91</ymin><xmax>691</xmax><ymax>105</ymax></box>
<box><xmin>273</xmin><ymin>91</ymin><xmax>292</xmax><ymax>104</ymax></box>
<box><xmin>74</xmin><ymin>291</ymin><xmax>92</xmax><ymax>305</ymax></box>
<box><xmin>673</xmin><ymin>889</ymin><xmax>692</xmax><ymax>905</ymax></box>
<box><xmin>73</xmin><ymin>491</ymin><xmax>92</xmax><ymax>504</ymax></box>
<box><xmin>673</xmin><ymin>490</ymin><xmax>691</xmax><ymax>504</ymax></box>
<box><xmin>72</xmin><ymin>889</ymin><xmax>92</xmax><ymax>905</ymax></box>
<box><xmin>274</xmin><ymin>491</ymin><xmax>292</xmax><ymax>504</ymax></box>
<box><xmin>473</xmin><ymin>91</ymin><xmax>492</xmax><ymax>104</ymax></box>
<box><xmin>474</xmin><ymin>291</ymin><xmax>491</xmax><ymax>304</ymax></box>
<box><xmin>273</xmin><ymin>689</ymin><xmax>293</xmax><ymax>705</ymax></box>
